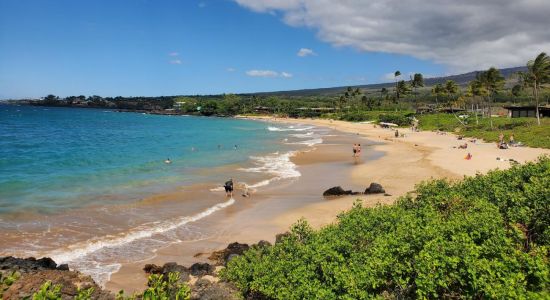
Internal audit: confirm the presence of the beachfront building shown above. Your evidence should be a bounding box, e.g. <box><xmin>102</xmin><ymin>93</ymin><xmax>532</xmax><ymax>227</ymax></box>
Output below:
<box><xmin>504</xmin><ymin>105</ymin><xmax>550</xmax><ymax>118</ymax></box>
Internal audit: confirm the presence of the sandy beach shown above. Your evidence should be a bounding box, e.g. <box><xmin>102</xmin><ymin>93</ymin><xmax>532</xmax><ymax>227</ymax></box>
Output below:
<box><xmin>105</xmin><ymin>117</ymin><xmax>550</xmax><ymax>293</ymax></box>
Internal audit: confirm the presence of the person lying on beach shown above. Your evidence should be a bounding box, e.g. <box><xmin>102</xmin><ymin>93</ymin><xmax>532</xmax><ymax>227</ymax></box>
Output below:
<box><xmin>458</xmin><ymin>143</ymin><xmax>468</xmax><ymax>149</ymax></box>
<box><xmin>224</xmin><ymin>179</ymin><xmax>234</xmax><ymax>198</ymax></box>
<box><xmin>465</xmin><ymin>153</ymin><xmax>472</xmax><ymax>160</ymax></box>
<box><xmin>498</xmin><ymin>142</ymin><xmax>509</xmax><ymax>149</ymax></box>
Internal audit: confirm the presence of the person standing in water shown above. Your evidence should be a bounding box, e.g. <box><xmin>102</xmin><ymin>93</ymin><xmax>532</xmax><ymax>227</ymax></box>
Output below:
<box><xmin>224</xmin><ymin>178</ymin><xmax>234</xmax><ymax>198</ymax></box>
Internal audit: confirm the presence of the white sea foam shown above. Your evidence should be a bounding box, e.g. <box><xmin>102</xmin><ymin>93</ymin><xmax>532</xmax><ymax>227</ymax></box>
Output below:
<box><xmin>48</xmin><ymin>198</ymin><xmax>236</xmax><ymax>267</ymax></box>
<box><xmin>290</xmin><ymin>132</ymin><xmax>314</xmax><ymax>138</ymax></box>
<box><xmin>267</xmin><ymin>126</ymin><xmax>314</xmax><ymax>132</ymax></box>
<box><xmin>287</xmin><ymin>138</ymin><xmax>323</xmax><ymax>147</ymax></box>
<box><xmin>239</xmin><ymin>151</ymin><xmax>300</xmax><ymax>181</ymax></box>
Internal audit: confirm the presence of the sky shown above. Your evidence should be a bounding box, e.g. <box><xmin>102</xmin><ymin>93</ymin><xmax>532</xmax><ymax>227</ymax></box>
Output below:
<box><xmin>1</xmin><ymin>0</ymin><xmax>549</xmax><ymax>99</ymax></box>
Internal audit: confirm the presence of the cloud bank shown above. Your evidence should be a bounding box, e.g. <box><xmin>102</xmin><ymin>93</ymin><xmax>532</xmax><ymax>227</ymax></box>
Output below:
<box><xmin>235</xmin><ymin>0</ymin><xmax>550</xmax><ymax>71</ymax></box>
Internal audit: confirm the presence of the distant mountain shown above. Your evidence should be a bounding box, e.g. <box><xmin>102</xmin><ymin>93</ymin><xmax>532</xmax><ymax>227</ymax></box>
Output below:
<box><xmin>250</xmin><ymin>66</ymin><xmax>527</xmax><ymax>97</ymax></box>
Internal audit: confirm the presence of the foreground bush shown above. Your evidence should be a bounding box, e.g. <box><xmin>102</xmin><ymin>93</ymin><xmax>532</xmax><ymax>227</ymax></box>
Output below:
<box><xmin>222</xmin><ymin>157</ymin><xmax>550</xmax><ymax>299</ymax></box>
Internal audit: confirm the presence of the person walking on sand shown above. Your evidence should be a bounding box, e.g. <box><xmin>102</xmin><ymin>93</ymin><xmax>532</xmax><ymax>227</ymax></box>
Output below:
<box><xmin>357</xmin><ymin>144</ymin><xmax>362</xmax><ymax>156</ymax></box>
<box><xmin>352</xmin><ymin>144</ymin><xmax>357</xmax><ymax>157</ymax></box>
<box><xmin>224</xmin><ymin>178</ymin><xmax>234</xmax><ymax>198</ymax></box>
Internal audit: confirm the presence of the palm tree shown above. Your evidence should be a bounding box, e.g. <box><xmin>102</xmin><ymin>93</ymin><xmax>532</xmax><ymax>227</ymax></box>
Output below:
<box><xmin>444</xmin><ymin>80</ymin><xmax>459</xmax><ymax>109</ymax></box>
<box><xmin>526</xmin><ymin>52</ymin><xmax>550</xmax><ymax>125</ymax></box>
<box><xmin>431</xmin><ymin>83</ymin><xmax>444</xmax><ymax>106</ymax></box>
<box><xmin>477</xmin><ymin>67</ymin><xmax>504</xmax><ymax>129</ymax></box>
<box><xmin>394</xmin><ymin>70</ymin><xmax>401</xmax><ymax>100</ymax></box>
<box><xmin>410</xmin><ymin>73</ymin><xmax>424</xmax><ymax>107</ymax></box>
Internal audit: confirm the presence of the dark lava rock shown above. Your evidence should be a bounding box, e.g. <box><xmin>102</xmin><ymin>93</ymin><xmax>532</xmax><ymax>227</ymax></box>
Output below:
<box><xmin>0</xmin><ymin>256</ymin><xmax>59</xmax><ymax>273</ymax></box>
<box><xmin>143</xmin><ymin>263</ymin><xmax>163</xmax><ymax>274</ymax></box>
<box><xmin>57</xmin><ymin>264</ymin><xmax>70</xmax><ymax>271</ymax></box>
<box><xmin>3</xmin><ymin>270</ymin><xmax>113</xmax><ymax>300</ymax></box>
<box><xmin>208</xmin><ymin>242</ymin><xmax>250</xmax><ymax>265</ymax></box>
<box><xmin>143</xmin><ymin>262</ymin><xmax>190</xmax><ymax>281</ymax></box>
<box><xmin>254</xmin><ymin>240</ymin><xmax>272</xmax><ymax>249</ymax></box>
<box><xmin>365</xmin><ymin>183</ymin><xmax>385</xmax><ymax>194</ymax></box>
<box><xmin>323</xmin><ymin>186</ymin><xmax>352</xmax><ymax>197</ymax></box>
<box><xmin>189</xmin><ymin>263</ymin><xmax>214</xmax><ymax>276</ymax></box>
<box><xmin>191</xmin><ymin>279</ymin><xmax>239</xmax><ymax>300</ymax></box>
<box><xmin>275</xmin><ymin>232</ymin><xmax>291</xmax><ymax>244</ymax></box>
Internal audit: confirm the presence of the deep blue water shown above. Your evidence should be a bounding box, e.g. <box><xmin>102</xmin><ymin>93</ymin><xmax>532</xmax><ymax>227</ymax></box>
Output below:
<box><xmin>0</xmin><ymin>105</ymin><xmax>289</xmax><ymax>214</ymax></box>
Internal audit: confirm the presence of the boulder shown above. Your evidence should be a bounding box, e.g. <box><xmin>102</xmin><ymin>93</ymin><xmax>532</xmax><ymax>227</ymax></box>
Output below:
<box><xmin>0</xmin><ymin>256</ymin><xmax>59</xmax><ymax>273</ymax></box>
<box><xmin>143</xmin><ymin>263</ymin><xmax>163</xmax><ymax>274</ymax></box>
<box><xmin>190</xmin><ymin>280</ymin><xmax>239</xmax><ymax>300</ymax></box>
<box><xmin>254</xmin><ymin>240</ymin><xmax>272</xmax><ymax>249</ymax></box>
<box><xmin>189</xmin><ymin>263</ymin><xmax>214</xmax><ymax>276</ymax></box>
<box><xmin>323</xmin><ymin>186</ymin><xmax>352</xmax><ymax>197</ymax></box>
<box><xmin>2</xmin><ymin>270</ymin><xmax>113</xmax><ymax>300</ymax></box>
<box><xmin>275</xmin><ymin>232</ymin><xmax>291</xmax><ymax>244</ymax></box>
<box><xmin>365</xmin><ymin>183</ymin><xmax>385</xmax><ymax>194</ymax></box>
<box><xmin>208</xmin><ymin>242</ymin><xmax>250</xmax><ymax>265</ymax></box>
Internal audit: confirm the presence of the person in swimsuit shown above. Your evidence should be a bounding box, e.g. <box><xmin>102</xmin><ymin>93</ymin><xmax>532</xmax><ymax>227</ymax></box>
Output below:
<box><xmin>224</xmin><ymin>178</ymin><xmax>234</xmax><ymax>198</ymax></box>
<box><xmin>352</xmin><ymin>144</ymin><xmax>357</xmax><ymax>157</ymax></box>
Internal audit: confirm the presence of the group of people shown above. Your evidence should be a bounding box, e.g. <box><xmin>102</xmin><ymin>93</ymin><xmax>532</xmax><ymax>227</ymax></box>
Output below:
<box><xmin>498</xmin><ymin>133</ymin><xmax>517</xmax><ymax>149</ymax></box>
<box><xmin>352</xmin><ymin>143</ymin><xmax>362</xmax><ymax>157</ymax></box>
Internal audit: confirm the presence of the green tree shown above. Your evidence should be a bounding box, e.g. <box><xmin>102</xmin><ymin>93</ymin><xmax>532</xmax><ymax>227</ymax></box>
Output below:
<box><xmin>410</xmin><ymin>73</ymin><xmax>424</xmax><ymax>106</ymax></box>
<box><xmin>477</xmin><ymin>67</ymin><xmax>504</xmax><ymax>129</ymax></box>
<box><xmin>431</xmin><ymin>83</ymin><xmax>444</xmax><ymax>106</ymax></box>
<box><xmin>526</xmin><ymin>52</ymin><xmax>550</xmax><ymax>125</ymax></box>
<box><xmin>394</xmin><ymin>70</ymin><xmax>401</xmax><ymax>100</ymax></box>
<box><xmin>444</xmin><ymin>80</ymin><xmax>459</xmax><ymax>109</ymax></box>
<box><xmin>395</xmin><ymin>80</ymin><xmax>411</xmax><ymax>103</ymax></box>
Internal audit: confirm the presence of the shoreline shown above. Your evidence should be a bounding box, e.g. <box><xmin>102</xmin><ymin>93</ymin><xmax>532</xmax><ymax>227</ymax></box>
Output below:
<box><xmin>3</xmin><ymin>114</ymin><xmax>549</xmax><ymax>294</ymax></box>
<box><xmin>105</xmin><ymin>116</ymin><xmax>550</xmax><ymax>292</ymax></box>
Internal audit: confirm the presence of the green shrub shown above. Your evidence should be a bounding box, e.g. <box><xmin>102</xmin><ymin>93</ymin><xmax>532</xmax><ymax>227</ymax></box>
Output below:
<box><xmin>0</xmin><ymin>271</ymin><xmax>20</xmax><ymax>299</ymax></box>
<box><xmin>32</xmin><ymin>281</ymin><xmax>62</xmax><ymax>300</ymax></box>
<box><xmin>222</xmin><ymin>157</ymin><xmax>550</xmax><ymax>299</ymax></box>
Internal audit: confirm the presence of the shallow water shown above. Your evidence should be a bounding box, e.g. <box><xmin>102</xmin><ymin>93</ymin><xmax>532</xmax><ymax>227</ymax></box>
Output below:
<box><xmin>0</xmin><ymin>104</ymin><xmax>329</xmax><ymax>284</ymax></box>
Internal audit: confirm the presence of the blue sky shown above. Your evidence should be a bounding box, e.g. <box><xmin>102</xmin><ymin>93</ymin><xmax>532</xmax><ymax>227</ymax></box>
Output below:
<box><xmin>0</xmin><ymin>0</ymin><xmax>463</xmax><ymax>99</ymax></box>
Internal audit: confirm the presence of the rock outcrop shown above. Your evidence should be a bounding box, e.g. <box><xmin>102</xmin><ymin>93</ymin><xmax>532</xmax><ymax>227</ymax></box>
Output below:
<box><xmin>365</xmin><ymin>183</ymin><xmax>385</xmax><ymax>194</ymax></box>
<box><xmin>323</xmin><ymin>186</ymin><xmax>352</xmax><ymax>196</ymax></box>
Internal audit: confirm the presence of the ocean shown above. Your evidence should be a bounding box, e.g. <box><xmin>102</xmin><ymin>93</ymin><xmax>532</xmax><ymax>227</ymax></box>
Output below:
<box><xmin>0</xmin><ymin>104</ymin><xmax>327</xmax><ymax>284</ymax></box>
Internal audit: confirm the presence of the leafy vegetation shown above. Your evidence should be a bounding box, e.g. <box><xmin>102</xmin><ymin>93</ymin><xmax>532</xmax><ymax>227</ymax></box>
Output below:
<box><xmin>116</xmin><ymin>272</ymin><xmax>190</xmax><ymax>300</ymax></box>
<box><xmin>222</xmin><ymin>157</ymin><xmax>550</xmax><ymax>299</ymax></box>
<box><xmin>418</xmin><ymin>114</ymin><xmax>550</xmax><ymax>148</ymax></box>
<box><xmin>0</xmin><ymin>271</ymin><xmax>20</xmax><ymax>299</ymax></box>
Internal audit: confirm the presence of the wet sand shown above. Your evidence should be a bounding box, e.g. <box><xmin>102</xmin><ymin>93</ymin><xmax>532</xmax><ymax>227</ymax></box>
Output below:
<box><xmin>106</xmin><ymin>117</ymin><xmax>550</xmax><ymax>292</ymax></box>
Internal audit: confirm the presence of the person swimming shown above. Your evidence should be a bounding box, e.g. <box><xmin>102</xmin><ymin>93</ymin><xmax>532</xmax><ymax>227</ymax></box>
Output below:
<box><xmin>164</xmin><ymin>158</ymin><xmax>172</xmax><ymax>164</ymax></box>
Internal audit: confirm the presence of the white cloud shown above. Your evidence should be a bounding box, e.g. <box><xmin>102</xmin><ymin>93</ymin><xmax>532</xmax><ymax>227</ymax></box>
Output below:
<box><xmin>169</xmin><ymin>59</ymin><xmax>182</xmax><ymax>64</ymax></box>
<box><xmin>168</xmin><ymin>52</ymin><xmax>179</xmax><ymax>57</ymax></box>
<box><xmin>234</xmin><ymin>0</ymin><xmax>550</xmax><ymax>72</ymax></box>
<box><xmin>281</xmin><ymin>71</ymin><xmax>293</xmax><ymax>78</ymax></box>
<box><xmin>297</xmin><ymin>48</ymin><xmax>316</xmax><ymax>57</ymax></box>
<box><xmin>246</xmin><ymin>70</ymin><xmax>279</xmax><ymax>77</ymax></box>
<box><xmin>226</xmin><ymin>67</ymin><xmax>236</xmax><ymax>72</ymax></box>
<box><xmin>198</xmin><ymin>2</ymin><xmax>206</xmax><ymax>8</ymax></box>
<box><xmin>245</xmin><ymin>70</ymin><xmax>293</xmax><ymax>78</ymax></box>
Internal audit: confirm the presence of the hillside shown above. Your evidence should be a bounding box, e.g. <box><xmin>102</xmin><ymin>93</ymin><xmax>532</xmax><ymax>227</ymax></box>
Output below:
<box><xmin>250</xmin><ymin>66</ymin><xmax>527</xmax><ymax>97</ymax></box>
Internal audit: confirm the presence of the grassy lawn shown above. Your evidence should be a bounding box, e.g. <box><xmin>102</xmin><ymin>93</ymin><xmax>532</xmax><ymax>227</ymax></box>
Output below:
<box><xmin>417</xmin><ymin>113</ymin><xmax>550</xmax><ymax>148</ymax></box>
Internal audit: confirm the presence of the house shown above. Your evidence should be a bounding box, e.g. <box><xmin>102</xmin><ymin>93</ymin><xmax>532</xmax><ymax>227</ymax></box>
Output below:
<box><xmin>503</xmin><ymin>105</ymin><xmax>550</xmax><ymax>118</ymax></box>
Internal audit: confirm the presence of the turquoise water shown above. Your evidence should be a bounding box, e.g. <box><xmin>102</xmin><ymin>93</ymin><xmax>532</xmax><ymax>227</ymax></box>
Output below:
<box><xmin>0</xmin><ymin>104</ymin><xmax>290</xmax><ymax>214</ymax></box>
<box><xmin>0</xmin><ymin>104</ymin><xmax>329</xmax><ymax>284</ymax></box>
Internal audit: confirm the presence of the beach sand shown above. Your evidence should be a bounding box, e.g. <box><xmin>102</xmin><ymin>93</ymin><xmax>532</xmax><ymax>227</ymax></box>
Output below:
<box><xmin>106</xmin><ymin>117</ymin><xmax>550</xmax><ymax>293</ymax></box>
